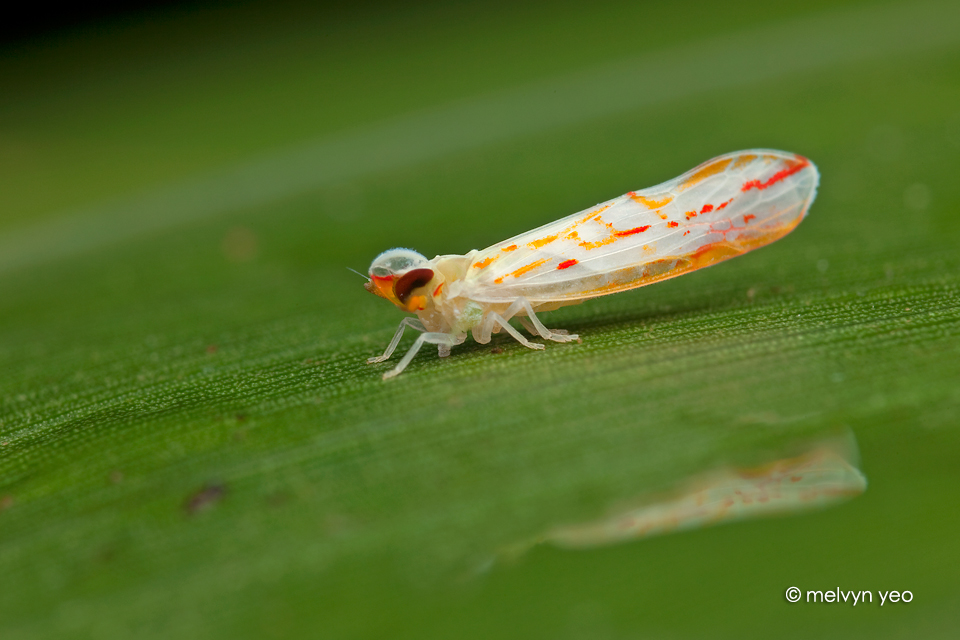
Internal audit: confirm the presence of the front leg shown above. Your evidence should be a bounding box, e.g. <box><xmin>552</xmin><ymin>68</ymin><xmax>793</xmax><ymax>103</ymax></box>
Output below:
<box><xmin>367</xmin><ymin>317</ymin><xmax>425</xmax><ymax>364</ymax></box>
<box><xmin>383</xmin><ymin>332</ymin><xmax>459</xmax><ymax>379</ymax></box>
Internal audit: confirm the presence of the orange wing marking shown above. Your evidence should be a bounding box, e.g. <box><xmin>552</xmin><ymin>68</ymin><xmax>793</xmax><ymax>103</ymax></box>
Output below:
<box><xmin>528</xmin><ymin>233</ymin><xmax>560</xmax><ymax>249</ymax></box>
<box><xmin>732</xmin><ymin>154</ymin><xmax>757</xmax><ymax>169</ymax></box>
<box><xmin>473</xmin><ymin>255</ymin><xmax>498</xmax><ymax>270</ymax></box>
<box><xmin>576</xmin><ymin>203</ymin><xmax>612</xmax><ymax>225</ymax></box>
<box><xmin>501</xmin><ymin>244</ymin><xmax>518</xmax><ymax>252</ymax></box>
<box><xmin>628</xmin><ymin>193</ymin><xmax>674</xmax><ymax>209</ymax></box>
<box><xmin>678</xmin><ymin>158</ymin><xmax>732</xmax><ymax>192</ymax></box>
<box><xmin>494</xmin><ymin>258</ymin><xmax>548</xmax><ymax>284</ymax></box>
<box><xmin>524</xmin><ymin>203</ymin><xmax>615</xmax><ymax>249</ymax></box>
<box><xmin>576</xmin><ymin>211</ymin><xmax>660</xmax><ymax>250</ymax></box>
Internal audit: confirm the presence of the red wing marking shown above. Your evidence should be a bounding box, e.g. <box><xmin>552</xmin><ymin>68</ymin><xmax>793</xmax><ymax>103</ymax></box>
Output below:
<box><xmin>742</xmin><ymin>157</ymin><xmax>809</xmax><ymax>192</ymax></box>
<box><xmin>717</xmin><ymin>198</ymin><xmax>734</xmax><ymax>210</ymax></box>
<box><xmin>615</xmin><ymin>225</ymin><xmax>651</xmax><ymax>237</ymax></box>
<box><xmin>557</xmin><ymin>259</ymin><xmax>578</xmax><ymax>270</ymax></box>
<box><xmin>667</xmin><ymin>221</ymin><xmax>679</xmax><ymax>228</ymax></box>
<box><xmin>700</xmin><ymin>204</ymin><xmax>714</xmax><ymax>214</ymax></box>
<box><xmin>432</xmin><ymin>282</ymin><xmax>444</xmax><ymax>297</ymax></box>
<box><xmin>744</xmin><ymin>214</ymin><xmax>756</xmax><ymax>223</ymax></box>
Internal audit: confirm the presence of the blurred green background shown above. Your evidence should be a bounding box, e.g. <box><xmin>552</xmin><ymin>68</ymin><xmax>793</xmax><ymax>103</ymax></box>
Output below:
<box><xmin>2</xmin><ymin>0</ymin><xmax>959</xmax><ymax>637</ymax></box>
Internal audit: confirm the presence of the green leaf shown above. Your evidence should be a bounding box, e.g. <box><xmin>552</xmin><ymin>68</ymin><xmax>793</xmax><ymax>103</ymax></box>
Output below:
<box><xmin>2</xmin><ymin>1</ymin><xmax>959</xmax><ymax>637</ymax></box>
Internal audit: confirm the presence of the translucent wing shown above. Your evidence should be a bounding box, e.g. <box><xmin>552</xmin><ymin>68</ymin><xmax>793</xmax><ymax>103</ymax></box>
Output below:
<box><xmin>464</xmin><ymin>149</ymin><xmax>819</xmax><ymax>303</ymax></box>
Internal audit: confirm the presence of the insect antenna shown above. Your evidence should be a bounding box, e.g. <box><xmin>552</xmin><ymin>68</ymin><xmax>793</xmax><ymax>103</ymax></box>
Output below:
<box><xmin>347</xmin><ymin>267</ymin><xmax>370</xmax><ymax>281</ymax></box>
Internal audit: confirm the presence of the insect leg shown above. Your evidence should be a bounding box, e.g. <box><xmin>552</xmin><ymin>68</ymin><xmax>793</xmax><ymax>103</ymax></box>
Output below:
<box><xmin>384</xmin><ymin>332</ymin><xmax>458</xmax><ymax>379</ymax></box>
<box><xmin>475</xmin><ymin>310</ymin><xmax>545</xmax><ymax>351</ymax></box>
<box><xmin>438</xmin><ymin>334</ymin><xmax>466</xmax><ymax>358</ymax></box>
<box><xmin>518</xmin><ymin>317</ymin><xmax>572</xmax><ymax>338</ymax></box>
<box><xmin>512</xmin><ymin>298</ymin><xmax>579</xmax><ymax>343</ymax></box>
<box><xmin>367</xmin><ymin>317</ymin><xmax>426</xmax><ymax>364</ymax></box>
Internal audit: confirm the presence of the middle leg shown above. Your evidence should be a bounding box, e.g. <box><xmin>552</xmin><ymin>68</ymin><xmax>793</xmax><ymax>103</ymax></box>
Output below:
<box><xmin>473</xmin><ymin>309</ymin><xmax>544</xmax><ymax>350</ymax></box>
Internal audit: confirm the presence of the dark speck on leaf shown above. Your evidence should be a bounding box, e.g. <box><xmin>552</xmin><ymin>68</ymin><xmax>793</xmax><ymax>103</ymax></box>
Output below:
<box><xmin>185</xmin><ymin>483</ymin><xmax>226</xmax><ymax>515</ymax></box>
<box><xmin>206</xmin><ymin>344</ymin><xmax>218</xmax><ymax>354</ymax></box>
<box><xmin>235</xmin><ymin>413</ymin><xmax>247</xmax><ymax>423</ymax></box>
<box><xmin>490</xmin><ymin>347</ymin><xmax>504</xmax><ymax>354</ymax></box>
<box><xmin>109</xmin><ymin>470</ymin><xmax>124</xmax><ymax>484</ymax></box>
<box><xmin>1</xmin><ymin>495</ymin><xmax>14</xmax><ymax>511</ymax></box>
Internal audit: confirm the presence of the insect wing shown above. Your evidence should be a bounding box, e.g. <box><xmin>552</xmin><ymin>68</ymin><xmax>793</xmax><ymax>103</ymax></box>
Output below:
<box><xmin>465</xmin><ymin>149</ymin><xmax>818</xmax><ymax>303</ymax></box>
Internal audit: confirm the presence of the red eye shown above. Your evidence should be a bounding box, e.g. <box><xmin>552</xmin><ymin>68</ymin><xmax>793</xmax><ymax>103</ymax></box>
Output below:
<box><xmin>393</xmin><ymin>268</ymin><xmax>434</xmax><ymax>303</ymax></box>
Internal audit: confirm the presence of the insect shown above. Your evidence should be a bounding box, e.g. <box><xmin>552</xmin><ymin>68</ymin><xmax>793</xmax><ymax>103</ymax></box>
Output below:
<box><xmin>363</xmin><ymin>149</ymin><xmax>819</xmax><ymax>378</ymax></box>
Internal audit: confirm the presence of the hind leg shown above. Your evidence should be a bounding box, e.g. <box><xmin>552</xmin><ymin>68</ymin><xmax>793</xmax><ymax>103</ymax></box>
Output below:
<box><xmin>518</xmin><ymin>317</ymin><xmax>573</xmax><ymax>341</ymax></box>
<box><xmin>507</xmin><ymin>298</ymin><xmax>579</xmax><ymax>343</ymax></box>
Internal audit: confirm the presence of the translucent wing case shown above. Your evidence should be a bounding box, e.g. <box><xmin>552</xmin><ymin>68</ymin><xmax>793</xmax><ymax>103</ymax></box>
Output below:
<box><xmin>465</xmin><ymin>150</ymin><xmax>819</xmax><ymax>303</ymax></box>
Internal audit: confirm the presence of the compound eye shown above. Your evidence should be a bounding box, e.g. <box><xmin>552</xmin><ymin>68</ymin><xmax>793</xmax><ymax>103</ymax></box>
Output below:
<box><xmin>393</xmin><ymin>268</ymin><xmax>434</xmax><ymax>303</ymax></box>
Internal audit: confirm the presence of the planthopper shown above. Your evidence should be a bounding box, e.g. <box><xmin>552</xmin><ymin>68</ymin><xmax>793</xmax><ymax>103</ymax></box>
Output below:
<box><xmin>363</xmin><ymin>149</ymin><xmax>819</xmax><ymax>378</ymax></box>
